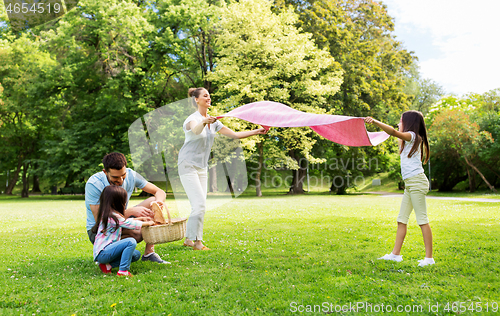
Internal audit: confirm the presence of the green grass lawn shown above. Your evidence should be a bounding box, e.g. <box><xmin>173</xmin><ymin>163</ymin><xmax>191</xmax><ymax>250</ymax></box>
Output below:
<box><xmin>1</xmin><ymin>194</ymin><xmax>499</xmax><ymax>315</ymax></box>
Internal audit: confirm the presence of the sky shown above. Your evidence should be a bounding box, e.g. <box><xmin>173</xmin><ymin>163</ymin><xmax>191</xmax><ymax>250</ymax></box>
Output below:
<box><xmin>382</xmin><ymin>0</ymin><xmax>500</xmax><ymax>96</ymax></box>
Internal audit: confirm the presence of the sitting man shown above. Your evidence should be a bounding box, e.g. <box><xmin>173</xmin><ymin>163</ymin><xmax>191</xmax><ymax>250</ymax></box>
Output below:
<box><xmin>85</xmin><ymin>152</ymin><xmax>168</xmax><ymax>264</ymax></box>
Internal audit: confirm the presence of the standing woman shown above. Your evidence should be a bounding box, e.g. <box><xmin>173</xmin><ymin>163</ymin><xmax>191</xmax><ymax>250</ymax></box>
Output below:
<box><xmin>178</xmin><ymin>87</ymin><xmax>267</xmax><ymax>250</ymax></box>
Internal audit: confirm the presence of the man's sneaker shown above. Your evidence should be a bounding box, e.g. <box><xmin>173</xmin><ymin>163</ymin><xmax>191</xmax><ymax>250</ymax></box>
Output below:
<box><xmin>378</xmin><ymin>253</ymin><xmax>403</xmax><ymax>262</ymax></box>
<box><xmin>99</xmin><ymin>263</ymin><xmax>112</xmax><ymax>274</ymax></box>
<box><xmin>117</xmin><ymin>270</ymin><xmax>133</xmax><ymax>277</ymax></box>
<box><xmin>417</xmin><ymin>257</ymin><xmax>435</xmax><ymax>267</ymax></box>
<box><xmin>141</xmin><ymin>252</ymin><xmax>171</xmax><ymax>264</ymax></box>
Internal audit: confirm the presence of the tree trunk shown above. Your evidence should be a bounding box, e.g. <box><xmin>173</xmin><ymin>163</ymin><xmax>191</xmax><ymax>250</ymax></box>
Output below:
<box><xmin>32</xmin><ymin>174</ymin><xmax>41</xmax><ymax>193</ymax></box>
<box><xmin>209</xmin><ymin>166</ymin><xmax>218</xmax><ymax>192</ymax></box>
<box><xmin>208</xmin><ymin>166</ymin><xmax>217</xmax><ymax>192</ymax></box>
<box><xmin>398</xmin><ymin>180</ymin><xmax>405</xmax><ymax>190</ymax></box>
<box><xmin>221</xmin><ymin>162</ymin><xmax>234</xmax><ymax>195</ymax></box>
<box><xmin>482</xmin><ymin>163</ymin><xmax>500</xmax><ymax>181</ymax></box>
<box><xmin>224</xmin><ymin>175</ymin><xmax>234</xmax><ymax>194</ymax></box>
<box><xmin>438</xmin><ymin>166</ymin><xmax>468</xmax><ymax>192</ymax></box>
<box><xmin>288</xmin><ymin>150</ymin><xmax>306</xmax><ymax>194</ymax></box>
<box><xmin>478</xmin><ymin>162</ymin><xmax>500</xmax><ymax>188</ymax></box>
<box><xmin>330</xmin><ymin>179</ymin><xmax>348</xmax><ymax>194</ymax></box>
<box><xmin>464</xmin><ymin>155</ymin><xmax>497</xmax><ymax>193</ymax></box>
<box><xmin>65</xmin><ymin>171</ymin><xmax>75</xmax><ymax>188</ymax></box>
<box><xmin>21</xmin><ymin>163</ymin><xmax>30</xmax><ymax>198</ymax></box>
<box><xmin>5</xmin><ymin>160</ymin><xmax>23</xmax><ymax>195</ymax></box>
<box><xmin>208</xmin><ymin>151</ymin><xmax>217</xmax><ymax>192</ymax></box>
<box><xmin>471</xmin><ymin>169</ymin><xmax>476</xmax><ymax>192</ymax></box>
<box><xmin>255</xmin><ymin>142</ymin><xmax>263</xmax><ymax>197</ymax></box>
<box><xmin>466</xmin><ymin>165</ymin><xmax>476</xmax><ymax>193</ymax></box>
<box><xmin>292</xmin><ymin>168</ymin><xmax>307</xmax><ymax>194</ymax></box>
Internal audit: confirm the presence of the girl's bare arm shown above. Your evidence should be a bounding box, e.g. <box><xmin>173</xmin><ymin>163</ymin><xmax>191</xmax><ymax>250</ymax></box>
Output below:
<box><xmin>364</xmin><ymin>117</ymin><xmax>412</xmax><ymax>142</ymax></box>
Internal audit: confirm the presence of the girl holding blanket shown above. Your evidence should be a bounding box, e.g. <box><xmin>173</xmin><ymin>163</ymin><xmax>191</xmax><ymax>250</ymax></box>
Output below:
<box><xmin>92</xmin><ymin>186</ymin><xmax>155</xmax><ymax>276</ymax></box>
<box><xmin>365</xmin><ymin>111</ymin><xmax>434</xmax><ymax>267</ymax></box>
<box><xmin>179</xmin><ymin>87</ymin><xmax>267</xmax><ymax>250</ymax></box>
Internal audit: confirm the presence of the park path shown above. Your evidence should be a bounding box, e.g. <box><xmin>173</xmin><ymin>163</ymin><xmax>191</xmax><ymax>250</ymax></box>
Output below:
<box><xmin>366</xmin><ymin>191</ymin><xmax>500</xmax><ymax>203</ymax></box>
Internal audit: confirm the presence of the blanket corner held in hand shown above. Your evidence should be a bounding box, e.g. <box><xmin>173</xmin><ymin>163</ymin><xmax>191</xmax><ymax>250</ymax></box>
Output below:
<box><xmin>216</xmin><ymin>101</ymin><xmax>389</xmax><ymax>147</ymax></box>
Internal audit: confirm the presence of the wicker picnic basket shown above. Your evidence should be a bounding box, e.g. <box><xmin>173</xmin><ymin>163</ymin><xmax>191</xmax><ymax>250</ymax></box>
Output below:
<box><xmin>142</xmin><ymin>203</ymin><xmax>187</xmax><ymax>244</ymax></box>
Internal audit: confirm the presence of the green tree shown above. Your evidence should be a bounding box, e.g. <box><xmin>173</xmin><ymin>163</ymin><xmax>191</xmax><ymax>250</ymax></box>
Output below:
<box><xmin>276</xmin><ymin>0</ymin><xmax>414</xmax><ymax>117</ymax></box>
<box><xmin>147</xmin><ymin>0</ymin><xmax>224</xmax><ymax>191</ymax></box>
<box><xmin>0</xmin><ymin>33</ymin><xmax>63</xmax><ymax>196</ymax></box>
<box><xmin>0</xmin><ymin>3</ymin><xmax>11</xmax><ymax>38</ymax></box>
<box><xmin>143</xmin><ymin>0</ymin><xmax>220</xmax><ymax>103</ymax></box>
<box><xmin>37</xmin><ymin>0</ymin><xmax>155</xmax><ymax>186</ymax></box>
<box><xmin>476</xmin><ymin>110</ymin><xmax>500</xmax><ymax>187</ymax></box>
<box><xmin>471</xmin><ymin>89</ymin><xmax>500</xmax><ymax>188</ymax></box>
<box><xmin>2</xmin><ymin>0</ymin><xmax>227</xmax><ymax>193</ymax></box>
<box><xmin>208</xmin><ymin>0</ymin><xmax>343</xmax><ymax>195</ymax></box>
<box><xmin>429</xmin><ymin>107</ymin><xmax>496</xmax><ymax>193</ymax></box>
<box><xmin>274</xmin><ymin>0</ymin><xmax>415</xmax><ymax>193</ymax></box>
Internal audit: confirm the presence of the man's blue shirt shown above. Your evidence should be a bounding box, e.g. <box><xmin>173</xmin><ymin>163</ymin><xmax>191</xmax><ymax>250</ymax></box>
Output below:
<box><xmin>85</xmin><ymin>168</ymin><xmax>148</xmax><ymax>230</ymax></box>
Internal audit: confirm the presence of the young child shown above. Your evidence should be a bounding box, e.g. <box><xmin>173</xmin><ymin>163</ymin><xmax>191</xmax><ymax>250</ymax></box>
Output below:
<box><xmin>91</xmin><ymin>186</ymin><xmax>155</xmax><ymax>276</ymax></box>
<box><xmin>365</xmin><ymin>111</ymin><xmax>435</xmax><ymax>267</ymax></box>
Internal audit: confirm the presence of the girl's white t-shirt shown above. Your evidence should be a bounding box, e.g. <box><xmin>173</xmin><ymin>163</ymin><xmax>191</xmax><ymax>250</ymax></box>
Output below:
<box><xmin>400</xmin><ymin>131</ymin><xmax>425</xmax><ymax>180</ymax></box>
<box><xmin>177</xmin><ymin>111</ymin><xmax>225</xmax><ymax>168</ymax></box>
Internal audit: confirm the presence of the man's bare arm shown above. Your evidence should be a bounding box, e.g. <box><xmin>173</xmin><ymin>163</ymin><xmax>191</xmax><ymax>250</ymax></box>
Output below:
<box><xmin>141</xmin><ymin>182</ymin><xmax>166</xmax><ymax>204</ymax></box>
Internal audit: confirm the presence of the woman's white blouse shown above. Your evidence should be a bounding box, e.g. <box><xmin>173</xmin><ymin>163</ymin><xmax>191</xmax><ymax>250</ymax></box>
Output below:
<box><xmin>178</xmin><ymin>111</ymin><xmax>225</xmax><ymax>168</ymax></box>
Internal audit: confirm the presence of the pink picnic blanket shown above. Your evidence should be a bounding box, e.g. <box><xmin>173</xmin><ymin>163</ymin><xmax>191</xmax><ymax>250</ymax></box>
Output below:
<box><xmin>216</xmin><ymin>101</ymin><xmax>389</xmax><ymax>146</ymax></box>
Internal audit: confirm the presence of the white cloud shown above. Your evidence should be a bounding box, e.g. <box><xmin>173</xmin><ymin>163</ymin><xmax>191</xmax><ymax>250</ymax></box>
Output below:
<box><xmin>382</xmin><ymin>0</ymin><xmax>500</xmax><ymax>95</ymax></box>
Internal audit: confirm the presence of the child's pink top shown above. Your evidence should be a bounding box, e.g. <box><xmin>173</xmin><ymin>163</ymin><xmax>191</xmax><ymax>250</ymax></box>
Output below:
<box><xmin>93</xmin><ymin>213</ymin><xmax>142</xmax><ymax>260</ymax></box>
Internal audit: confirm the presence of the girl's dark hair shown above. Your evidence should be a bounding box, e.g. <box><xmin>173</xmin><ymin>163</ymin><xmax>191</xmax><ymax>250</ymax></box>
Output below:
<box><xmin>399</xmin><ymin>110</ymin><xmax>430</xmax><ymax>164</ymax></box>
<box><xmin>188</xmin><ymin>87</ymin><xmax>207</xmax><ymax>108</ymax></box>
<box><xmin>91</xmin><ymin>186</ymin><xmax>128</xmax><ymax>235</ymax></box>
